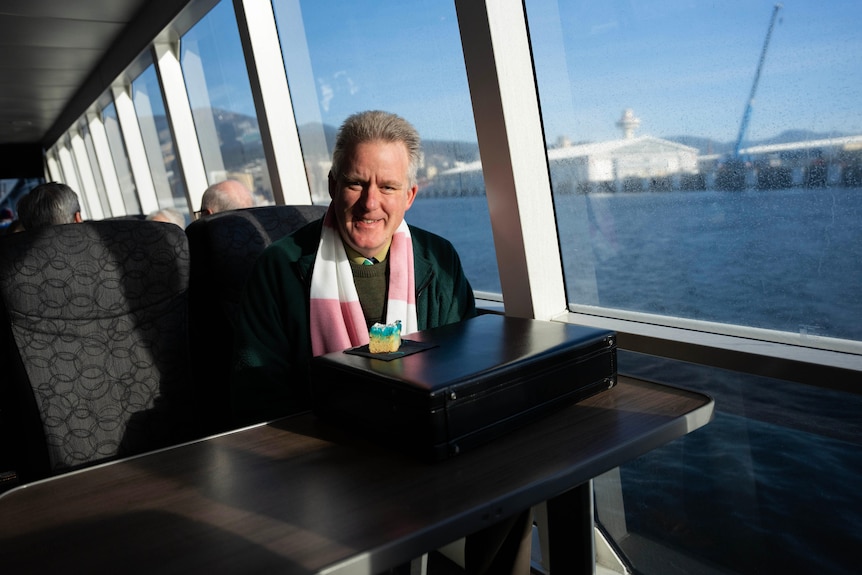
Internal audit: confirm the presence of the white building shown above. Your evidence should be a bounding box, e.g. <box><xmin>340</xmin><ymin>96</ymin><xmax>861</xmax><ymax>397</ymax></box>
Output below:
<box><xmin>425</xmin><ymin>110</ymin><xmax>701</xmax><ymax>195</ymax></box>
<box><xmin>547</xmin><ymin>135</ymin><xmax>700</xmax><ymax>193</ymax></box>
<box><xmin>427</xmin><ymin>134</ymin><xmax>700</xmax><ymax>196</ymax></box>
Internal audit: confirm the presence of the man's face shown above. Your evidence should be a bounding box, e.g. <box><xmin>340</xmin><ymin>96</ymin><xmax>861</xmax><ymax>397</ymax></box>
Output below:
<box><xmin>329</xmin><ymin>140</ymin><xmax>417</xmax><ymax>258</ymax></box>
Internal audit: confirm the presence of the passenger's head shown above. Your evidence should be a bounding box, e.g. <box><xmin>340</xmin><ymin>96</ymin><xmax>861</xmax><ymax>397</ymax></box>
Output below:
<box><xmin>328</xmin><ymin>111</ymin><xmax>420</xmax><ymax>259</ymax></box>
<box><xmin>331</xmin><ymin>110</ymin><xmax>422</xmax><ymax>188</ymax></box>
<box><xmin>199</xmin><ymin>179</ymin><xmax>255</xmax><ymax>217</ymax></box>
<box><xmin>147</xmin><ymin>207</ymin><xmax>186</xmax><ymax>227</ymax></box>
<box><xmin>16</xmin><ymin>182</ymin><xmax>82</xmax><ymax>231</ymax></box>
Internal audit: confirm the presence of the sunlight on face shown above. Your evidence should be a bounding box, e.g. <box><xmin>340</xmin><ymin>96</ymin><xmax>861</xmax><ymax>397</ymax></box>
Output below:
<box><xmin>328</xmin><ymin>140</ymin><xmax>417</xmax><ymax>257</ymax></box>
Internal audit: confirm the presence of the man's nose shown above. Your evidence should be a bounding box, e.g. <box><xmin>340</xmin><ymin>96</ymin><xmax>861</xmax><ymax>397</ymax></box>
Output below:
<box><xmin>360</xmin><ymin>184</ymin><xmax>381</xmax><ymax>209</ymax></box>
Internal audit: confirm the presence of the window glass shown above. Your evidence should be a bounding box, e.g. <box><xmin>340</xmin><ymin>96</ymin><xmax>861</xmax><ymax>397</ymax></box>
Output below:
<box><xmin>101</xmin><ymin>101</ymin><xmax>142</xmax><ymax>215</ymax></box>
<box><xmin>525</xmin><ymin>0</ymin><xmax>862</xmax><ymax>343</ymax></box>
<box><xmin>45</xmin><ymin>148</ymin><xmax>64</xmax><ymax>183</ymax></box>
<box><xmin>272</xmin><ymin>0</ymin><xmax>500</xmax><ymax>293</ymax></box>
<box><xmin>131</xmin><ymin>64</ymin><xmax>189</xmax><ymax>216</ymax></box>
<box><xmin>181</xmin><ymin>1</ymin><xmax>273</xmax><ymax>205</ymax></box>
<box><xmin>0</xmin><ymin>178</ymin><xmax>42</xmax><ymax>228</ymax></box>
<box><xmin>56</xmin><ymin>140</ymin><xmax>89</xmax><ymax>218</ymax></box>
<box><xmin>604</xmin><ymin>351</ymin><xmax>862</xmax><ymax>575</ymax></box>
<box><xmin>79</xmin><ymin>121</ymin><xmax>113</xmax><ymax>218</ymax></box>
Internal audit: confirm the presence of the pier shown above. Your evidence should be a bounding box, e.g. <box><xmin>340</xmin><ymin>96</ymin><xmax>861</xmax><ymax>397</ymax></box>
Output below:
<box><xmin>421</xmin><ymin>134</ymin><xmax>862</xmax><ymax>197</ymax></box>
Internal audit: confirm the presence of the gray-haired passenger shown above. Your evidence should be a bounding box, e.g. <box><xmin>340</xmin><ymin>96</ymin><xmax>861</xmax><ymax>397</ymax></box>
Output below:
<box><xmin>16</xmin><ymin>182</ymin><xmax>82</xmax><ymax>231</ymax></box>
<box><xmin>198</xmin><ymin>179</ymin><xmax>255</xmax><ymax>218</ymax></box>
<box><xmin>147</xmin><ymin>207</ymin><xmax>187</xmax><ymax>227</ymax></box>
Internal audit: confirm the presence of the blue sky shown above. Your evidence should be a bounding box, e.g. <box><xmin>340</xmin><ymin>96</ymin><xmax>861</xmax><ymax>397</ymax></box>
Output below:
<box><xmin>532</xmin><ymin>0</ymin><xmax>862</xmax><ymax>143</ymax></box>
<box><xmin>204</xmin><ymin>1</ymin><xmax>862</xmax><ymax>146</ymax></box>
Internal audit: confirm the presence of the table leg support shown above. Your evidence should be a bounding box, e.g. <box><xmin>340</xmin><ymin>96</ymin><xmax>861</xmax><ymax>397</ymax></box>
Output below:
<box><xmin>545</xmin><ymin>479</ymin><xmax>595</xmax><ymax>575</ymax></box>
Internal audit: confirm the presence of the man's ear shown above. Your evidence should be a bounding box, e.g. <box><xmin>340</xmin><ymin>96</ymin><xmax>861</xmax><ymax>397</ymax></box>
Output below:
<box><xmin>404</xmin><ymin>184</ymin><xmax>418</xmax><ymax>210</ymax></box>
<box><xmin>74</xmin><ymin>211</ymin><xmax>83</xmax><ymax>223</ymax></box>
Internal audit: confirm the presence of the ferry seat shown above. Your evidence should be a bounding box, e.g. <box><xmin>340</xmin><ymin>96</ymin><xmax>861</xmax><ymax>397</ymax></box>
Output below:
<box><xmin>185</xmin><ymin>204</ymin><xmax>327</xmax><ymax>436</ymax></box>
<box><xmin>0</xmin><ymin>220</ymin><xmax>197</xmax><ymax>489</ymax></box>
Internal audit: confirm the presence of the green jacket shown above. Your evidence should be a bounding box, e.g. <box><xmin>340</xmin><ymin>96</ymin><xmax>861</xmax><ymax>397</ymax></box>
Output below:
<box><xmin>231</xmin><ymin>218</ymin><xmax>477</xmax><ymax>426</ymax></box>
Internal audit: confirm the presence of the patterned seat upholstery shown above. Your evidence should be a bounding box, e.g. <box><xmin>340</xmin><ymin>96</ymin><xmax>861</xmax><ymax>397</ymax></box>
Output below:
<box><xmin>185</xmin><ymin>204</ymin><xmax>327</xmax><ymax>435</ymax></box>
<box><xmin>0</xmin><ymin>220</ymin><xmax>195</xmax><ymax>487</ymax></box>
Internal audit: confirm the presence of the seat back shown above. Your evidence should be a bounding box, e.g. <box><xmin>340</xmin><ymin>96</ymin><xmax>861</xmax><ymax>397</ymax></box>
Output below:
<box><xmin>0</xmin><ymin>220</ymin><xmax>195</xmax><ymax>487</ymax></box>
<box><xmin>185</xmin><ymin>205</ymin><xmax>327</xmax><ymax>435</ymax></box>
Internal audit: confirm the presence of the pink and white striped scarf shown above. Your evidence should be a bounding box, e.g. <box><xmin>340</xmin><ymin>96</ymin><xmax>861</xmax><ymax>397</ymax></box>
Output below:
<box><xmin>309</xmin><ymin>207</ymin><xmax>418</xmax><ymax>356</ymax></box>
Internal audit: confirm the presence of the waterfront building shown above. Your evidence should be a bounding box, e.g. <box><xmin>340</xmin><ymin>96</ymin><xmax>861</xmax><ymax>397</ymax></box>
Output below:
<box><xmin>428</xmin><ymin>131</ymin><xmax>700</xmax><ymax>196</ymax></box>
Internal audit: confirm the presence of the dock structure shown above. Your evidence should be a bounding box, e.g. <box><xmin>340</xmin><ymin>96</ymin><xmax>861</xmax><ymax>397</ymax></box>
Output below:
<box><xmin>421</xmin><ymin>133</ymin><xmax>862</xmax><ymax>196</ymax></box>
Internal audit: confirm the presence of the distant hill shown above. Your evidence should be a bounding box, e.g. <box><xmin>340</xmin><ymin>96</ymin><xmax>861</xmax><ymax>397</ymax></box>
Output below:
<box><xmin>294</xmin><ymin>122</ymin><xmax>480</xmax><ymax>174</ymax></box>
<box><xmin>664</xmin><ymin>136</ymin><xmax>730</xmax><ymax>155</ymax></box>
<box><xmin>194</xmin><ymin>109</ymin><xmax>850</xmax><ymax>169</ymax></box>
<box><xmin>297</xmin><ymin>121</ymin><xmax>337</xmax><ymax>157</ymax></box>
<box><xmin>297</xmin><ymin>122</ymin><xmax>480</xmax><ymax>161</ymax></box>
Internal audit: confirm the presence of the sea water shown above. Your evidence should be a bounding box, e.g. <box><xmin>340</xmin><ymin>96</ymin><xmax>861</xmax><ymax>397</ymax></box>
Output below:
<box><xmin>408</xmin><ymin>187</ymin><xmax>862</xmax><ymax>574</ymax></box>
<box><xmin>409</xmin><ymin>186</ymin><xmax>862</xmax><ymax>342</ymax></box>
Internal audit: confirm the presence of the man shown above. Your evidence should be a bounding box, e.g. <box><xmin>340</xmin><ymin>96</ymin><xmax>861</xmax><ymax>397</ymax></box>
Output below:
<box><xmin>16</xmin><ymin>182</ymin><xmax>83</xmax><ymax>231</ymax></box>
<box><xmin>198</xmin><ymin>179</ymin><xmax>255</xmax><ymax>217</ymax></box>
<box><xmin>231</xmin><ymin>110</ymin><xmax>476</xmax><ymax>423</ymax></box>
<box><xmin>231</xmin><ymin>110</ymin><xmax>531</xmax><ymax>575</ymax></box>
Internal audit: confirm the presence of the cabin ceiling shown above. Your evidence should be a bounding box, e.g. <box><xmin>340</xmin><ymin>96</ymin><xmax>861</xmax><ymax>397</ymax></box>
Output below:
<box><xmin>0</xmin><ymin>0</ymin><xmax>153</xmax><ymax>147</ymax></box>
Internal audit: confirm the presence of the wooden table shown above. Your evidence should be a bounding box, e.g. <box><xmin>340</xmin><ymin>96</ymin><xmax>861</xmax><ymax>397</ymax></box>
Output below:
<box><xmin>0</xmin><ymin>376</ymin><xmax>712</xmax><ymax>574</ymax></box>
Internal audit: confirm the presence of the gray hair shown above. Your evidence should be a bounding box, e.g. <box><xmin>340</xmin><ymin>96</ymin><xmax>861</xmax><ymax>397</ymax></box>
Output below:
<box><xmin>331</xmin><ymin>110</ymin><xmax>422</xmax><ymax>187</ymax></box>
<box><xmin>16</xmin><ymin>182</ymin><xmax>81</xmax><ymax>230</ymax></box>
<box><xmin>200</xmin><ymin>179</ymin><xmax>254</xmax><ymax>214</ymax></box>
<box><xmin>146</xmin><ymin>207</ymin><xmax>186</xmax><ymax>227</ymax></box>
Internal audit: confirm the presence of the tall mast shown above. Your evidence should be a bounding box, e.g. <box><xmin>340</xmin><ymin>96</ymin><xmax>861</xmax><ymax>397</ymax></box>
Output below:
<box><xmin>733</xmin><ymin>4</ymin><xmax>783</xmax><ymax>157</ymax></box>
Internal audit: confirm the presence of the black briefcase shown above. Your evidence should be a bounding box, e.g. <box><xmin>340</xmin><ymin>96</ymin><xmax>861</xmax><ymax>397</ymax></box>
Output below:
<box><xmin>310</xmin><ymin>314</ymin><xmax>617</xmax><ymax>461</ymax></box>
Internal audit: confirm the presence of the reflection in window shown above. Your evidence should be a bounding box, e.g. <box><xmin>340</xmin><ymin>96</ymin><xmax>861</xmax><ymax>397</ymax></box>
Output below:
<box><xmin>101</xmin><ymin>102</ymin><xmax>142</xmax><ymax>215</ymax></box>
<box><xmin>606</xmin><ymin>351</ymin><xmax>862</xmax><ymax>575</ymax></box>
<box><xmin>272</xmin><ymin>0</ymin><xmax>499</xmax><ymax>293</ymax></box>
<box><xmin>181</xmin><ymin>0</ymin><xmax>272</xmax><ymax>205</ymax></box>
<box><xmin>526</xmin><ymin>0</ymin><xmax>862</xmax><ymax>344</ymax></box>
<box><xmin>132</xmin><ymin>65</ymin><xmax>188</xmax><ymax>216</ymax></box>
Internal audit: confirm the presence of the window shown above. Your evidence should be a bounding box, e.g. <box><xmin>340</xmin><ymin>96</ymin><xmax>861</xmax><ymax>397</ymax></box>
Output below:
<box><xmin>131</xmin><ymin>64</ymin><xmax>189</xmax><ymax>216</ymax></box>
<box><xmin>525</xmin><ymin>0</ymin><xmax>862</xmax><ymax>347</ymax></box>
<box><xmin>101</xmin><ymin>101</ymin><xmax>142</xmax><ymax>215</ymax></box>
<box><xmin>181</xmin><ymin>1</ymin><xmax>273</xmax><ymax>204</ymax></box>
<box><xmin>608</xmin><ymin>350</ymin><xmax>862</xmax><ymax>575</ymax></box>
<box><xmin>272</xmin><ymin>0</ymin><xmax>500</xmax><ymax>293</ymax></box>
<box><xmin>0</xmin><ymin>178</ymin><xmax>42</xmax><ymax>224</ymax></box>
<box><xmin>521</xmin><ymin>3</ymin><xmax>862</xmax><ymax>574</ymax></box>
<box><xmin>78</xmin><ymin>121</ymin><xmax>113</xmax><ymax>218</ymax></box>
